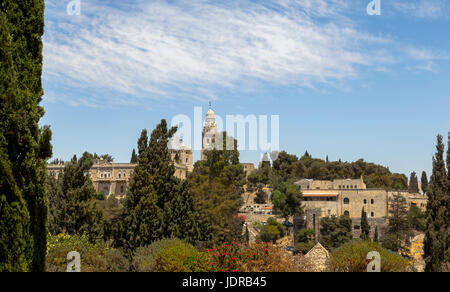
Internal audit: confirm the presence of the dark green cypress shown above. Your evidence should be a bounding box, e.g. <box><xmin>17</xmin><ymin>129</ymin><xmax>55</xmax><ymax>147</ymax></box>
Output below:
<box><xmin>116</xmin><ymin>120</ymin><xmax>209</xmax><ymax>255</ymax></box>
<box><xmin>421</xmin><ymin>171</ymin><xmax>429</xmax><ymax>195</ymax></box>
<box><xmin>0</xmin><ymin>0</ymin><xmax>51</xmax><ymax>272</ymax></box>
<box><xmin>130</xmin><ymin>148</ymin><xmax>138</xmax><ymax>163</ymax></box>
<box><xmin>409</xmin><ymin>172</ymin><xmax>419</xmax><ymax>193</ymax></box>
<box><xmin>360</xmin><ymin>207</ymin><xmax>370</xmax><ymax>241</ymax></box>
<box><xmin>424</xmin><ymin>135</ymin><xmax>449</xmax><ymax>272</ymax></box>
<box><xmin>374</xmin><ymin>226</ymin><xmax>379</xmax><ymax>243</ymax></box>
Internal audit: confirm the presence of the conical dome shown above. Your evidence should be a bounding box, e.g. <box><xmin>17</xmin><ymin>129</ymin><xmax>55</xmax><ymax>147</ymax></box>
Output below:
<box><xmin>206</xmin><ymin>108</ymin><xmax>215</xmax><ymax>117</ymax></box>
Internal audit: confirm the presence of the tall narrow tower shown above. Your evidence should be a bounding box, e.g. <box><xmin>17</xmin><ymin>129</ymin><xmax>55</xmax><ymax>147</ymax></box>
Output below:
<box><xmin>201</xmin><ymin>103</ymin><xmax>217</xmax><ymax>160</ymax></box>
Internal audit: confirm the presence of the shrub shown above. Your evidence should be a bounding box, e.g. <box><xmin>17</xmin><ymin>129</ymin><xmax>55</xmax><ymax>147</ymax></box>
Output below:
<box><xmin>256</xmin><ymin>218</ymin><xmax>285</xmax><ymax>243</ymax></box>
<box><xmin>241</xmin><ymin>242</ymin><xmax>298</xmax><ymax>272</ymax></box>
<box><xmin>132</xmin><ymin>239</ymin><xmax>198</xmax><ymax>272</ymax></box>
<box><xmin>46</xmin><ymin>233</ymin><xmax>128</xmax><ymax>272</ymax></box>
<box><xmin>326</xmin><ymin>240</ymin><xmax>410</xmax><ymax>272</ymax></box>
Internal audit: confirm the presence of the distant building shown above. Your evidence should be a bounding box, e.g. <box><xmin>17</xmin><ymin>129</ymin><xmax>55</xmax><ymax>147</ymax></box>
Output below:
<box><xmin>294</xmin><ymin>177</ymin><xmax>428</xmax><ymax>239</ymax></box>
<box><xmin>47</xmin><ymin>145</ymin><xmax>193</xmax><ymax>199</ymax></box>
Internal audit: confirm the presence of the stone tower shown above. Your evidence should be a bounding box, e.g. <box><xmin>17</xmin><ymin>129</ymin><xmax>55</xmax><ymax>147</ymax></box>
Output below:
<box><xmin>201</xmin><ymin>103</ymin><xmax>217</xmax><ymax>160</ymax></box>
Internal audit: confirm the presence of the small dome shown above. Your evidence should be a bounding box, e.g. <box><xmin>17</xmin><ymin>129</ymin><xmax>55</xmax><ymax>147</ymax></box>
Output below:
<box><xmin>206</xmin><ymin>108</ymin><xmax>215</xmax><ymax>116</ymax></box>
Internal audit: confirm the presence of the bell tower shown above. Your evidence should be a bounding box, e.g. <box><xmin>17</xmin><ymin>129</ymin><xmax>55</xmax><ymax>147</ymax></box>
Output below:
<box><xmin>201</xmin><ymin>103</ymin><xmax>217</xmax><ymax>160</ymax></box>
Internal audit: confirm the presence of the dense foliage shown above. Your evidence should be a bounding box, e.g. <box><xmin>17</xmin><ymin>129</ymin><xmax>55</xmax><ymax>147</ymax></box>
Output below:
<box><xmin>320</xmin><ymin>215</ymin><xmax>353</xmax><ymax>250</ymax></box>
<box><xmin>0</xmin><ymin>0</ymin><xmax>52</xmax><ymax>272</ymax></box>
<box><xmin>383</xmin><ymin>193</ymin><xmax>411</xmax><ymax>252</ymax></box>
<box><xmin>46</xmin><ymin>233</ymin><xmax>128</xmax><ymax>272</ymax></box>
<box><xmin>256</xmin><ymin>218</ymin><xmax>286</xmax><ymax>243</ymax></box>
<box><xmin>327</xmin><ymin>240</ymin><xmax>410</xmax><ymax>272</ymax></box>
<box><xmin>188</xmin><ymin>132</ymin><xmax>246</xmax><ymax>245</ymax></box>
<box><xmin>47</xmin><ymin>153</ymin><xmax>104</xmax><ymax>240</ymax></box>
<box><xmin>424</xmin><ymin>134</ymin><xmax>450</xmax><ymax>272</ymax></box>
<box><xmin>251</xmin><ymin>151</ymin><xmax>408</xmax><ymax>190</ymax></box>
<box><xmin>113</xmin><ymin>120</ymin><xmax>210</xmax><ymax>255</ymax></box>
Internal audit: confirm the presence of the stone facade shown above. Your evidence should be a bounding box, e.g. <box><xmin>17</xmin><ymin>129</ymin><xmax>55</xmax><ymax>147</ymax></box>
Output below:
<box><xmin>303</xmin><ymin>242</ymin><xmax>329</xmax><ymax>272</ymax></box>
<box><xmin>294</xmin><ymin>177</ymin><xmax>428</xmax><ymax>240</ymax></box>
<box><xmin>47</xmin><ymin>146</ymin><xmax>193</xmax><ymax>198</ymax></box>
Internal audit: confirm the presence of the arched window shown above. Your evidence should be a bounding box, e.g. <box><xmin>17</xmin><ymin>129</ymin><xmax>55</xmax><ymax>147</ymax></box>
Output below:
<box><xmin>371</xmin><ymin>199</ymin><xmax>374</xmax><ymax>204</ymax></box>
<box><xmin>364</xmin><ymin>199</ymin><xmax>367</xmax><ymax>204</ymax></box>
<box><xmin>344</xmin><ymin>211</ymin><xmax>350</xmax><ymax>216</ymax></box>
<box><xmin>344</xmin><ymin>198</ymin><xmax>350</xmax><ymax>204</ymax></box>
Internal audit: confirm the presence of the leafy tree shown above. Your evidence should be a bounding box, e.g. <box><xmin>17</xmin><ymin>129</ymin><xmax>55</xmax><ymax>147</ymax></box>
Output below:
<box><xmin>0</xmin><ymin>0</ymin><xmax>52</xmax><ymax>272</ymax></box>
<box><xmin>421</xmin><ymin>171</ymin><xmax>429</xmax><ymax>195</ymax></box>
<box><xmin>93</xmin><ymin>153</ymin><xmax>113</xmax><ymax>162</ymax></box>
<box><xmin>254</xmin><ymin>184</ymin><xmax>267</xmax><ymax>204</ymax></box>
<box><xmin>271</xmin><ymin>182</ymin><xmax>303</xmax><ymax>221</ymax></box>
<box><xmin>360</xmin><ymin>207</ymin><xmax>370</xmax><ymax>241</ymax></box>
<box><xmin>47</xmin><ymin>153</ymin><xmax>104</xmax><ymax>240</ymax></box>
<box><xmin>409</xmin><ymin>205</ymin><xmax>426</xmax><ymax>232</ymax></box>
<box><xmin>189</xmin><ymin>131</ymin><xmax>246</xmax><ymax>244</ymax></box>
<box><xmin>424</xmin><ymin>134</ymin><xmax>450</xmax><ymax>272</ymax></box>
<box><xmin>409</xmin><ymin>172</ymin><xmax>419</xmax><ymax>193</ymax></box>
<box><xmin>384</xmin><ymin>193</ymin><xmax>410</xmax><ymax>252</ymax></box>
<box><xmin>257</xmin><ymin>218</ymin><xmax>285</xmax><ymax>244</ymax></box>
<box><xmin>115</xmin><ymin>120</ymin><xmax>210</xmax><ymax>256</ymax></box>
<box><xmin>130</xmin><ymin>148</ymin><xmax>138</xmax><ymax>163</ymax></box>
<box><xmin>320</xmin><ymin>215</ymin><xmax>353</xmax><ymax>250</ymax></box>
<box><xmin>294</xmin><ymin>228</ymin><xmax>315</xmax><ymax>255</ymax></box>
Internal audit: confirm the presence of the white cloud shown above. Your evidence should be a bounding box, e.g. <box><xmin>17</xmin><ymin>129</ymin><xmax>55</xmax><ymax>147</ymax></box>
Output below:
<box><xmin>42</xmin><ymin>0</ymin><xmax>447</xmax><ymax>105</ymax></box>
<box><xmin>391</xmin><ymin>0</ymin><xmax>450</xmax><ymax>19</ymax></box>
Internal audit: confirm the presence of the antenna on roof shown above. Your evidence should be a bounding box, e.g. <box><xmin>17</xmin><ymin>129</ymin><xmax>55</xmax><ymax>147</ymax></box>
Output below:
<box><xmin>209</xmin><ymin>101</ymin><xmax>211</xmax><ymax>109</ymax></box>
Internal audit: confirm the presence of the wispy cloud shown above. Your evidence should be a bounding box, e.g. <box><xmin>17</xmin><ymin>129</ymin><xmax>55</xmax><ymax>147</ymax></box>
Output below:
<box><xmin>42</xmin><ymin>0</ymin><xmax>447</xmax><ymax>106</ymax></box>
<box><xmin>391</xmin><ymin>0</ymin><xmax>450</xmax><ymax>19</ymax></box>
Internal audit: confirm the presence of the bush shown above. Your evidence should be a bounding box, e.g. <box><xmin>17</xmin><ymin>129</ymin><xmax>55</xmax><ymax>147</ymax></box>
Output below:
<box><xmin>241</xmin><ymin>242</ymin><xmax>299</xmax><ymax>272</ymax></box>
<box><xmin>326</xmin><ymin>240</ymin><xmax>410</xmax><ymax>272</ymax></box>
<box><xmin>46</xmin><ymin>233</ymin><xmax>128</xmax><ymax>272</ymax></box>
<box><xmin>132</xmin><ymin>239</ymin><xmax>199</xmax><ymax>272</ymax></box>
<box><xmin>256</xmin><ymin>218</ymin><xmax>285</xmax><ymax>243</ymax></box>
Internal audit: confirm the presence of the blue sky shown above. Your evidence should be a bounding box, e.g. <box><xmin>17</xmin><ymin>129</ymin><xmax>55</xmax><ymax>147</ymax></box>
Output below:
<box><xmin>41</xmin><ymin>0</ymin><xmax>450</xmax><ymax>177</ymax></box>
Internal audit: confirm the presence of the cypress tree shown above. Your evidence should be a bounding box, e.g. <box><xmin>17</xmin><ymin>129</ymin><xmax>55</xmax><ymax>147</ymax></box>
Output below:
<box><xmin>116</xmin><ymin>120</ymin><xmax>209</xmax><ymax>255</ymax></box>
<box><xmin>424</xmin><ymin>135</ymin><xmax>449</xmax><ymax>272</ymax></box>
<box><xmin>409</xmin><ymin>172</ymin><xmax>419</xmax><ymax>193</ymax></box>
<box><xmin>0</xmin><ymin>0</ymin><xmax>51</xmax><ymax>272</ymax></box>
<box><xmin>374</xmin><ymin>226</ymin><xmax>379</xmax><ymax>243</ymax></box>
<box><xmin>130</xmin><ymin>148</ymin><xmax>137</xmax><ymax>163</ymax></box>
<box><xmin>360</xmin><ymin>207</ymin><xmax>370</xmax><ymax>241</ymax></box>
<box><xmin>421</xmin><ymin>171</ymin><xmax>429</xmax><ymax>195</ymax></box>
<box><xmin>386</xmin><ymin>193</ymin><xmax>410</xmax><ymax>252</ymax></box>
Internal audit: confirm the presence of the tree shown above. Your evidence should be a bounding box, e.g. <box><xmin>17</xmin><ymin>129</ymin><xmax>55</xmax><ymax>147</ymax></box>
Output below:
<box><xmin>47</xmin><ymin>153</ymin><xmax>104</xmax><ymax>240</ymax></box>
<box><xmin>189</xmin><ymin>131</ymin><xmax>246</xmax><ymax>244</ymax></box>
<box><xmin>130</xmin><ymin>148</ymin><xmax>138</xmax><ymax>163</ymax></box>
<box><xmin>115</xmin><ymin>120</ymin><xmax>210</xmax><ymax>256</ymax></box>
<box><xmin>294</xmin><ymin>228</ymin><xmax>315</xmax><ymax>255</ymax></box>
<box><xmin>93</xmin><ymin>153</ymin><xmax>113</xmax><ymax>163</ymax></box>
<box><xmin>360</xmin><ymin>207</ymin><xmax>370</xmax><ymax>241</ymax></box>
<box><xmin>409</xmin><ymin>172</ymin><xmax>419</xmax><ymax>193</ymax></box>
<box><xmin>421</xmin><ymin>171</ymin><xmax>429</xmax><ymax>195</ymax></box>
<box><xmin>320</xmin><ymin>215</ymin><xmax>353</xmax><ymax>249</ymax></box>
<box><xmin>254</xmin><ymin>184</ymin><xmax>267</xmax><ymax>204</ymax></box>
<box><xmin>257</xmin><ymin>218</ymin><xmax>285</xmax><ymax>244</ymax></box>
<box><xmin>409</xmin><ymin>205</ymin><xmax>426</xmax><ymax>232</ymax></box>
<box><xmin>384</xmin><ymin>193</ymin><xmax>410</xmax><ymax>252</ymax></box>
<box><xmin>424</xmin><ymin>134</ymin><xmax>449</xmax><ymax>272</ymax></box>
<box><xmin>271</xmin><ymin>182</ymin><xmax>303</xmax><ymax>221</ymax></box>
<box><xmin>374</xmin><ymin>226</ymin><xmax>379</xmax><ymax>243</ymax></box>
<box><xmin>0</xmin><ymin>0</ymin><xmax>52</xmax><ymax>272</ymax></box>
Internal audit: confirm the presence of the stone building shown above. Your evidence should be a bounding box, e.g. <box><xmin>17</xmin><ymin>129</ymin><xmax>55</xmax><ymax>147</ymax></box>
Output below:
<box><xmin>47</xmin><ymin>145</ymin><xmax>193</xmax><ymax>199</ymax></box>
<box><xmin>294</xmin><ymin>177</ymin><xmax>428</xmax><ymax>239</ymax></box>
